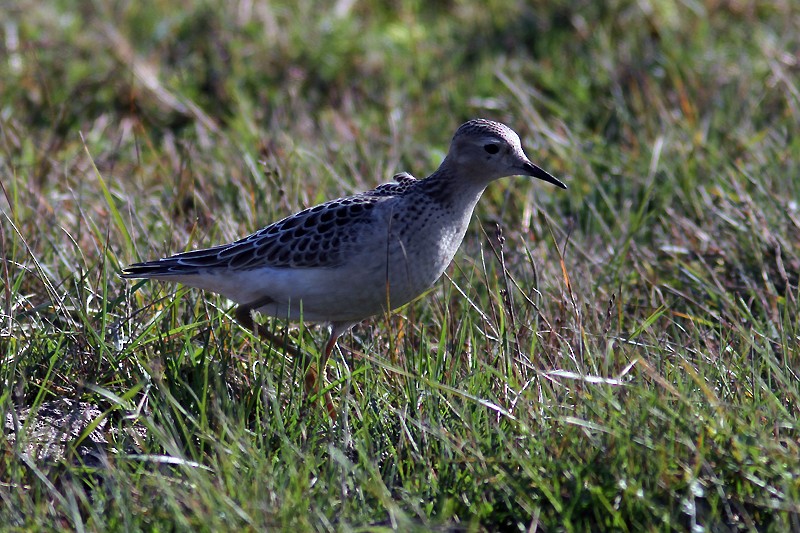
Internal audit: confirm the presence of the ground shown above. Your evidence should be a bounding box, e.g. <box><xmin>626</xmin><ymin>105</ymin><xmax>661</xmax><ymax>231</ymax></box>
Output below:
<box><xmin>1</xmin><ymin>1</ymin><xmax>799</xmax><ymax>530</ymax></box>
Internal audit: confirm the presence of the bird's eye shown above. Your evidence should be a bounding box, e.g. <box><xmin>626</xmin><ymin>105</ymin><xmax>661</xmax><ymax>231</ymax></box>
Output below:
<box><xmin>484</xmin><ymin>143</ymin><xmax>500</xmax><ymax>154</ymax></box>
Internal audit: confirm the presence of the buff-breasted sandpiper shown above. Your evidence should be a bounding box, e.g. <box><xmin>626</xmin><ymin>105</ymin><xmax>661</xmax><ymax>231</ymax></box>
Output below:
<box><xmin>122</xmin><ymin>119</ymin><xmax>566</xmax><ymax>415</ymax></box>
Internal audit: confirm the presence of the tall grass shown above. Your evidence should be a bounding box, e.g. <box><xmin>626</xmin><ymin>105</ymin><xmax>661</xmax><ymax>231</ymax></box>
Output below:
<box><xmin>1</xmin><ymin>1</ymin><xmax>798</xmax><ymax>530</ymax></box>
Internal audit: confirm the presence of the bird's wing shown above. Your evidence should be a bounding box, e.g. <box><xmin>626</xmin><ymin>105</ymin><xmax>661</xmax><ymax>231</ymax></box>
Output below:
<box><xmin>122</xmin><ymin>173</ymin><xmax>419</xmax><ymax>278</ymax></box>
<box><xmin>364</xmin><ymin>172</ymin><xmax>417</xmax><ymax>197</ymax></box>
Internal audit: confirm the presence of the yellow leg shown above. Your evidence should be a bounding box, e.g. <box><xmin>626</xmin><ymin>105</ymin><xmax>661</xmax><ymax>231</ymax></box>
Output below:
<box><xmin>237</xmin><ymin>305</ymin><xmax>338</xmax><ymax>419</ymax></box>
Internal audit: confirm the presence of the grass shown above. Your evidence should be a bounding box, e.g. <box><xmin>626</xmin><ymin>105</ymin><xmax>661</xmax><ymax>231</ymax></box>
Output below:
<box><xmin>1</xmin><ymin>0</ymin><xmax>799</xmax><ymax>530</ymax></box>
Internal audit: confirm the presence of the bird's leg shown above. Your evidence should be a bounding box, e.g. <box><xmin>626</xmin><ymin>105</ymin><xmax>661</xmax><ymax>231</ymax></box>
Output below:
<box><xmin>234</xmin><ymin>304</ymin><xmax>257</xmax><ymax>333</ymax></box>
<box><xmin>235</xmin><ymin>304</ymin><xmax>301</xmax><ymax>359</ymax></box>
<box><xmin>305</xmin><ymin>322</ymin><xmax>356</xmax><ymax>419</ymax></box>
<box><xmin>237</xmin><ymin>303</ymin><xmax>336</xmax><ymax>419</ymax></box>
<box><xmin>304</xmin><ymin>331</ymin><xmax>339</xmax><ymax>420</ymax></box>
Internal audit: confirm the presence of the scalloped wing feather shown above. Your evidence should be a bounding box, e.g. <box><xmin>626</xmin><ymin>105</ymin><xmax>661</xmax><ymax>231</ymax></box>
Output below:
<box><xmin>121</xmin><ymin>174</ymin><xmax>418</xmax><ymax>278</ymax></box>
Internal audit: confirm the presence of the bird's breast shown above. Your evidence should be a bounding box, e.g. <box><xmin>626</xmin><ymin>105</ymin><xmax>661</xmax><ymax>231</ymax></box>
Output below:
<box><xmin>375</xmin><ymin>203</ymin><xmax>473</xmax><ymax>308</ymax></box>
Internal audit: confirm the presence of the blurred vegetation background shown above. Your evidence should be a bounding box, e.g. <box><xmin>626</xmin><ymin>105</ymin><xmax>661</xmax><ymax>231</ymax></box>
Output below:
<box><xmin>1</xmin><ymin>0</ymin><xmax>799</xmax><ymax>530</ymax></box>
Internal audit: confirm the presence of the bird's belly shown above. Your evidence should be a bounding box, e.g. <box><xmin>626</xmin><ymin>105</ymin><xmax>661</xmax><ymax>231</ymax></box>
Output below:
<box><xmin>246</xmin><ymin>262</ymin><xmax>439</xmax><ymax>323</ymax></box>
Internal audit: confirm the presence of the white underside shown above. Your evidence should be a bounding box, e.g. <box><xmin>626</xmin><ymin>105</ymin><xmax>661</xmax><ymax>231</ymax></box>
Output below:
<box><xmin>166</xmin><ymin>262</ymin><xmax>407</xmax><ymax>323</ymax></box>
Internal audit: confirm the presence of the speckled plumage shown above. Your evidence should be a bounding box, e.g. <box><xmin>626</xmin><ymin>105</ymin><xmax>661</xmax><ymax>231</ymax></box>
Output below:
<box><xmin>122</xmin><ymin>119</ymin><xmax>566</xmax><ymax>377</ymax></box>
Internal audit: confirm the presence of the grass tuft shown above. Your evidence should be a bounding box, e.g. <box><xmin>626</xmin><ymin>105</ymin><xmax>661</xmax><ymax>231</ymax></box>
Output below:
<box><xmin>2</xmin><ymin>1</ymin><xmax>799</xmax><ymax>530</ymax></box>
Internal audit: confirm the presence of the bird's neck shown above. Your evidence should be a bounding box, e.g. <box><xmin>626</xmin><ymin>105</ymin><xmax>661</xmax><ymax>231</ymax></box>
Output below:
<box><xmin>419</xmin><ymin>164</ymin><xmax>488</xmax><ymax>213</ymax></box>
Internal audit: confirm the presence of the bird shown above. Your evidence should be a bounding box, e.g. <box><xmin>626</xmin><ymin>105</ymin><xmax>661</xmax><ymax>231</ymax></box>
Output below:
<box><xmin>122</xmin><ymin>118</ymin><xmax>566</xmax><ymax>415</ymax></box>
